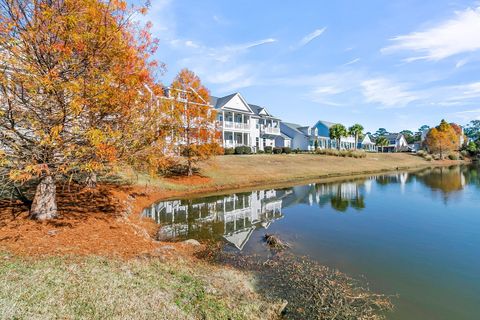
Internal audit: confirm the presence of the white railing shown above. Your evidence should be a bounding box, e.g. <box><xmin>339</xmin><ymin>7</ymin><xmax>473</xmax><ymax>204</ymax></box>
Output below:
<box><xmin>220</xmin><ymin>121</ymin><xmax>250</xmax><ymax>130</ymax></box>
<box><xmin>224</xmin><ymin>141</ymin><xmax>249</xmax><ymax>148</ymax></box>
<box><xmin>261</xmin><ymin>126</ymin><xmax>280</xmax><ymax>135</ymax></box>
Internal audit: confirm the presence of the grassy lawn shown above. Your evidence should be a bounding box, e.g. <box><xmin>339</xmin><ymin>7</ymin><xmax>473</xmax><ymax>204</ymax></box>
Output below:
<box><xmin>129</xmin><ymin>153</ymin><xmax>457</xmax><ymax>197</ymax></box>
<box><xmin>0</xmin><ymin>253</ymin><xmax>281</xmax><ymax>320</ymax></box>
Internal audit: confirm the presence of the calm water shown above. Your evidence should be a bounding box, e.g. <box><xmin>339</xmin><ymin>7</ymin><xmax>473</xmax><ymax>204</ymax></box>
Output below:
<box><xmin>143</xmin><ymin>165</ymin><xmax>480</xmax><ymax>319</ymax></box>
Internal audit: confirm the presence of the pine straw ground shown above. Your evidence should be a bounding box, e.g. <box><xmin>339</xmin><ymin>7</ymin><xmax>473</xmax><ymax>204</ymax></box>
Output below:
<box><xmin>0</xmin><ymin>153</ymin><xmax>459</xmax><ymax>319</ymax></box>
<box><xmin>0</xmin><ymin>185</ymin><xmax>285</xmax><ymax>319</ymax></box>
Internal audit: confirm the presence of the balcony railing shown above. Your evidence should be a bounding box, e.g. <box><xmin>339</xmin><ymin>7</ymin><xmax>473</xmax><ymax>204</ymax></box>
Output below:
<box><xmin>220</xmin><ymin>121</ymin><xmax>250</xmax><ymax>130</ymax></box>
<box><xmin>224</xmin><ymin>141</ymin><xmax>249</xmax><ymax>148</ymax></box>
<box><xmin>261</xmin><ymin>126</ymin><xmax>280</xmax><ymax>135</ymax></box>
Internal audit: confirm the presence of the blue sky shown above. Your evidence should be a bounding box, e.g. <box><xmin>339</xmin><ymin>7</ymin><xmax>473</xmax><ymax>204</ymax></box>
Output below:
<box><xmin>138</xmin><ymin>0</ymin><xmax>480</xmax><ymax>133</ymax></box>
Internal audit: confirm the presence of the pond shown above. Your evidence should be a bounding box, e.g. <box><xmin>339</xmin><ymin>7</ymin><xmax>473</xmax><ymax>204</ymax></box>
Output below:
<box><xmin>143</xmin><ymin>165</ymin><xmax>480</xmax><ymax>320</ymax></box>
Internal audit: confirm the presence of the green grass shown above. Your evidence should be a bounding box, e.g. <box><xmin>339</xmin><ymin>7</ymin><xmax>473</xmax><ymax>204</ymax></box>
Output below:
<box><xmin>0</xmin><ymin>253</ymin><xmax>280</xmax><ymax>320</ymax></box>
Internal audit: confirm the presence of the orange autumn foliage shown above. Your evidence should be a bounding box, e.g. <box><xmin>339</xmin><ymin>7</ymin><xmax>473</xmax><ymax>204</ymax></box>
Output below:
<box><xmin>425</xmin><ymin>120</ymin><xmax>459</xmax><ymax>159</ymax></box>
<box><xmin>0</xmin><ymin>0</ymin><xmax>164</xmax><ymax>219</ymax></box>
<box><xmin>166</xmin><ymin>69</ymin><xmax>222</xmax><ymax>176</ymax></box>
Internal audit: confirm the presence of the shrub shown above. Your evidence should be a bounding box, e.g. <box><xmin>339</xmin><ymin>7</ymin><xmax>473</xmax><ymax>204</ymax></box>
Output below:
<box><xmin>425</xmin><ymin>155</ymin><xmax>433</xmax><ymax>161</ymax></box>
<box><xmin>339</xmin><ymin>150</ymin><xmax>348</xmax><ymax>157</ymax></box>
<box><xmin>465</xmin><ymin>141</ymin><xmax>478</xmax><ymax>156</ymax></box>
<box><xmin>234</xmin><ymin>146</ymin><xmax>244</xmax><ymax>155</ymax></box>
<box><xmin>243</xmin><ymin>146</ymin><xmax>252</xmax><ymax>154</ymax></box>
<box><xmin>350</xmin><ymin>150</ymin><xmax>367</xmax><ymax>158</ymax></box>
<box><xmin>282</xmin><ymin>147</ymin><xmax>292</xmax><ymax>154</ymax></box>
<box><xmin>293</xmin><ymin>148</ymin><xmax>300</xmax><ymax>154</ymax></box>
<box><xmin>448</xmin><ymin>153</ymin><xmax>458</xmax><ymax>160</ymax></box>
<box><xmin>417</xmin><ymin>150</ymin><xmax>427</xmax><ymax>157</ymax></box>
<box><xmin>273</xmin><ymin>147</ymin><xmax>282</xmax><ymax>154</ymax></box>
<box><xmin>461</xmin><ymin>150</ymin><xmax>469</xmax><ymax>158</ymax></box>
<box><xmin>224</xmin><ymin>148</ymin><xmax>235</xmax><ymax>155</ymax></box>
<box><xmin>257</xmin><ymin>149</ymin><xmax>265</xmax><ymax>154</ymax></box>
<box><xmin>264</xmin><ymin>146</ymin><xmax>273</xmax><ymax>154</ymax></box>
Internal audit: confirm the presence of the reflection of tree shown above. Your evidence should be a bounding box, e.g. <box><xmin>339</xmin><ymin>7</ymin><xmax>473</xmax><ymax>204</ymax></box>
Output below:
<box><xmin>329</xmin><ymin>186</ymin><xmax>366</xmax><ymax>213</ymax></box>
<box><xmin>350</xmin><ymin>196</ymin><xmax>365</xmax><ymax>211</ymax></box>
<box><xmin>463</xmin><ymin>166</ymin><xmax>480</xmax><ymax>189</ymax></box>
<box><xmin>330</xmin><ymin>196</ymin><xmax>349</xmax><ymax>212</ymax></box>
<box><xmin>415</xmin><ymin>166</ymin><xmax>465</xmax><ymax>194</ymax></box>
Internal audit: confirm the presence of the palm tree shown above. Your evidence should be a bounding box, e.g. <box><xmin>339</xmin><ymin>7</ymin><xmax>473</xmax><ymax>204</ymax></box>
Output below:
<box><xmin>348</xmin><ymin>124</ymin><xmax>364</xmax><ymax>149</ymax></box>
<box><xmin>376</xmin><ymin>136</ymin><xmax>389</xmax><ymax>153</ymax></box>
<box><xmin>330</xmin><ymin>124</ymin><xmax>347</xmax><ymax>150</ymax></box>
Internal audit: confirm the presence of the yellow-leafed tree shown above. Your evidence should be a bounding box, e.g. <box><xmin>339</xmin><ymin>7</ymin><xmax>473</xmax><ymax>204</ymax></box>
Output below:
<box><xmin>425</xmin><ymin>120</ymin><xmax>459</xmax><ymax>159</ymax></box>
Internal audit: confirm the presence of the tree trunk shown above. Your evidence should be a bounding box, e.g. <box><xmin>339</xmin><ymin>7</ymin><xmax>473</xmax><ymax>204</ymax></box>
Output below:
<box><xmin>187</xmin><ymin>158</ymin><xmax>193</xmax><ymax>176</ymax></box>
<box><xmin>30</xmin><ymin>175</ymin><xmax>58</xmax><ymax>220</ymax></box>
<box><xmin>86</xmin><ymin>172</ymin><xmax>97</xmax><ymax>188</ymax></box>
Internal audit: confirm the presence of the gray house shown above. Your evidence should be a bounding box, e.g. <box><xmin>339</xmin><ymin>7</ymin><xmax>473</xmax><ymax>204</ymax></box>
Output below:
<box><xmin>280</xmin><ymin>122</ymin><xmax>318</xmax><ymax>151</ymax></box>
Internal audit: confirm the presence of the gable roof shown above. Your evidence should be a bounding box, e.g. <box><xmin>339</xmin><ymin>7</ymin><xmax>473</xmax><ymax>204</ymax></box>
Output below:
<box><xmin>210</xmin><ymin>93</ymin><xmax>255</xmax><ymax>114</ymax></box>
<box><xmin>313</xmin><ymin>120</ymin><xmax>336</xmax><ymax>129</ymax></box>
<box><xmin>210</xmin><ymin>93</ymin><xmax>237</xmax><ymax>109</ymax></box>
<box><xmin>385</xmin><ymin>133</ymin><xmax>403</xmax><ymax>140</ymax></box>
<box><xmin>249</xmin><ymin>104</ymin><xmax>281</xmax><ymax>120</ymax></box>
<box><xmin>281</xmin><ymin>122</ymin><xmax>306</xmax><ymax>135</ymax></box>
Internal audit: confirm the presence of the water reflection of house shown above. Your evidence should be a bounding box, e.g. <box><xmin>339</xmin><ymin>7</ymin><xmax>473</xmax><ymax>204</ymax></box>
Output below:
<box><xmin>280</xmin><ymin>181</ymin><xmax>366</xmax><ymax>211</ymax></box>
<box><xmin>143</xmin><ymin>190</ymin><xmax>284</xmax><ymax>250</ymax></box>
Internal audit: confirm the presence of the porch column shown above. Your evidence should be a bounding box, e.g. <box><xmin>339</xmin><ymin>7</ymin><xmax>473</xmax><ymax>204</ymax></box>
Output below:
<box><xmin>222</xmin><ymin>111</ymin><xmax>225</xmax><ymax>147</ymax></box>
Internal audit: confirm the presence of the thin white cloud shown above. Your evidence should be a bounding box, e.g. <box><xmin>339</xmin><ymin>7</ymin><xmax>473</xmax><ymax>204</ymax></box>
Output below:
<box><xmin>298</xmin><ymin>27</ymin><xmax>327</xmax><ymax>47</ymax></box>
<box><xmin>343</xmin><ymin>58</ymin><xmax>360</xmax><ymax>66</ymax></box>
<box><xmin>450</xmin><ymin>108</ymin><xmax>480</xmax><ymax>121</ymax></box>
<box><xmin>456</xmin><ymin>59</ymin><xmax>468</xmax><ymax>68</ymax></box>
<box><xmin>361</xmin><ymin>78</ymin><xmax>419</xmax><ymax>108</ymax></box>
<box><xmin>241</xmin><ymin>38</ymin><xmax>277</xmax><ymax>50</ymax></box>
<box><xmin>382</xmin><ymin>6</ymin><xmax>480</xmax><ymax>61</ymax></box>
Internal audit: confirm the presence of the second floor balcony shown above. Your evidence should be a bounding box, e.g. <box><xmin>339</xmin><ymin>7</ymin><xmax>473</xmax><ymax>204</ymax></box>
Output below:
<box><xmin>261</xmin><ymin>125</ymin><xmax>280</xmax><ymax>135</ymax></box>
<box><xmin>219</xmin><ymin>121</ymin><xmax>250</xmax><ymax>130</ymax></box>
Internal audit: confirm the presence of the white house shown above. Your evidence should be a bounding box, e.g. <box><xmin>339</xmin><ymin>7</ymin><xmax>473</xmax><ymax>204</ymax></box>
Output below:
<box><xmin>381</xmin><ymin>133</ymin><xmax>409</xmax><ymax>152</ymax></box>
<box><xmin>211</xmin><ymin>93</ymin><xmax>282</xmax><ymax>152</ymax></box>
<box><xmin>280</xmin><ymin>122</ymin><xmax>318</xmax><ymax>151</ymax></box>
<box><xmin>359</xmin><ymin>135</ymin><xmax>376</xmax><ymax>152</ymax></box>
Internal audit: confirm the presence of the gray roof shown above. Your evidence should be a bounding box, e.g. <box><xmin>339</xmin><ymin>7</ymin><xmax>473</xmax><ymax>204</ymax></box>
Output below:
<box><xmin>210</xmin><ymin>93</ymin><xmax>237</xmax><ymax>109</ymax></box>
<box><xmin>385</xmin><ymin>133</ymin><xmax>403</xmax><ymax>140</ymax></box>
<box><xmin>281</xmin><ymin>122</ymin><xmax>306</xmax><ymax>135</ymax></box>
<box><xmin>248</xmin><ymin>104</ymin><xmax>264</xmax><ymax>115</ymax></box>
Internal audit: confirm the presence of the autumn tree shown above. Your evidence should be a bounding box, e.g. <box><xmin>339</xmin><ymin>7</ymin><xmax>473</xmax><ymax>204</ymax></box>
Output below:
<box><xmin>167</xmin><ymin>69</ymin><xmax>221</xmax><ymax>176</ymax></box>
<box><xmin>348</xmin><ymin>124</ymin><xmax>364</xmax><ymax>149</ymax></box>
<box><xmin>425</xmin><ymin>120</ymin><xmax>459</xmax><ymax>159</ymax></box>
<box><xmin>329</xmin><ymin>124</ymin><xmax>347</xmax><ymax>150</ymax></box>
<box><xmin>0</xmin><ymin>0</ymin><xmax>162</xmax><ymax>219</ymax></box>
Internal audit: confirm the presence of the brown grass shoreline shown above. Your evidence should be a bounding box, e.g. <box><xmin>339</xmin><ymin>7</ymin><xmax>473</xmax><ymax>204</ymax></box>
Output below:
<box><xmin>130</xmin><ymin>153</ymin><xmax>466</xmax><ymax>204</ymax></box>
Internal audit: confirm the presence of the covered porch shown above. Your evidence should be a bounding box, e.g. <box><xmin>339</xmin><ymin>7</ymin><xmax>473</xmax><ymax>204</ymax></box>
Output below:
<box><xmin>223</xmin><ymin>131</ymin><xmax>251</xmax><ymax>148</ymax></box>
<box><xmin>218</xmin><ymin>111</ymin><xmax>251</xmax><ymax>130</ymax></box>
